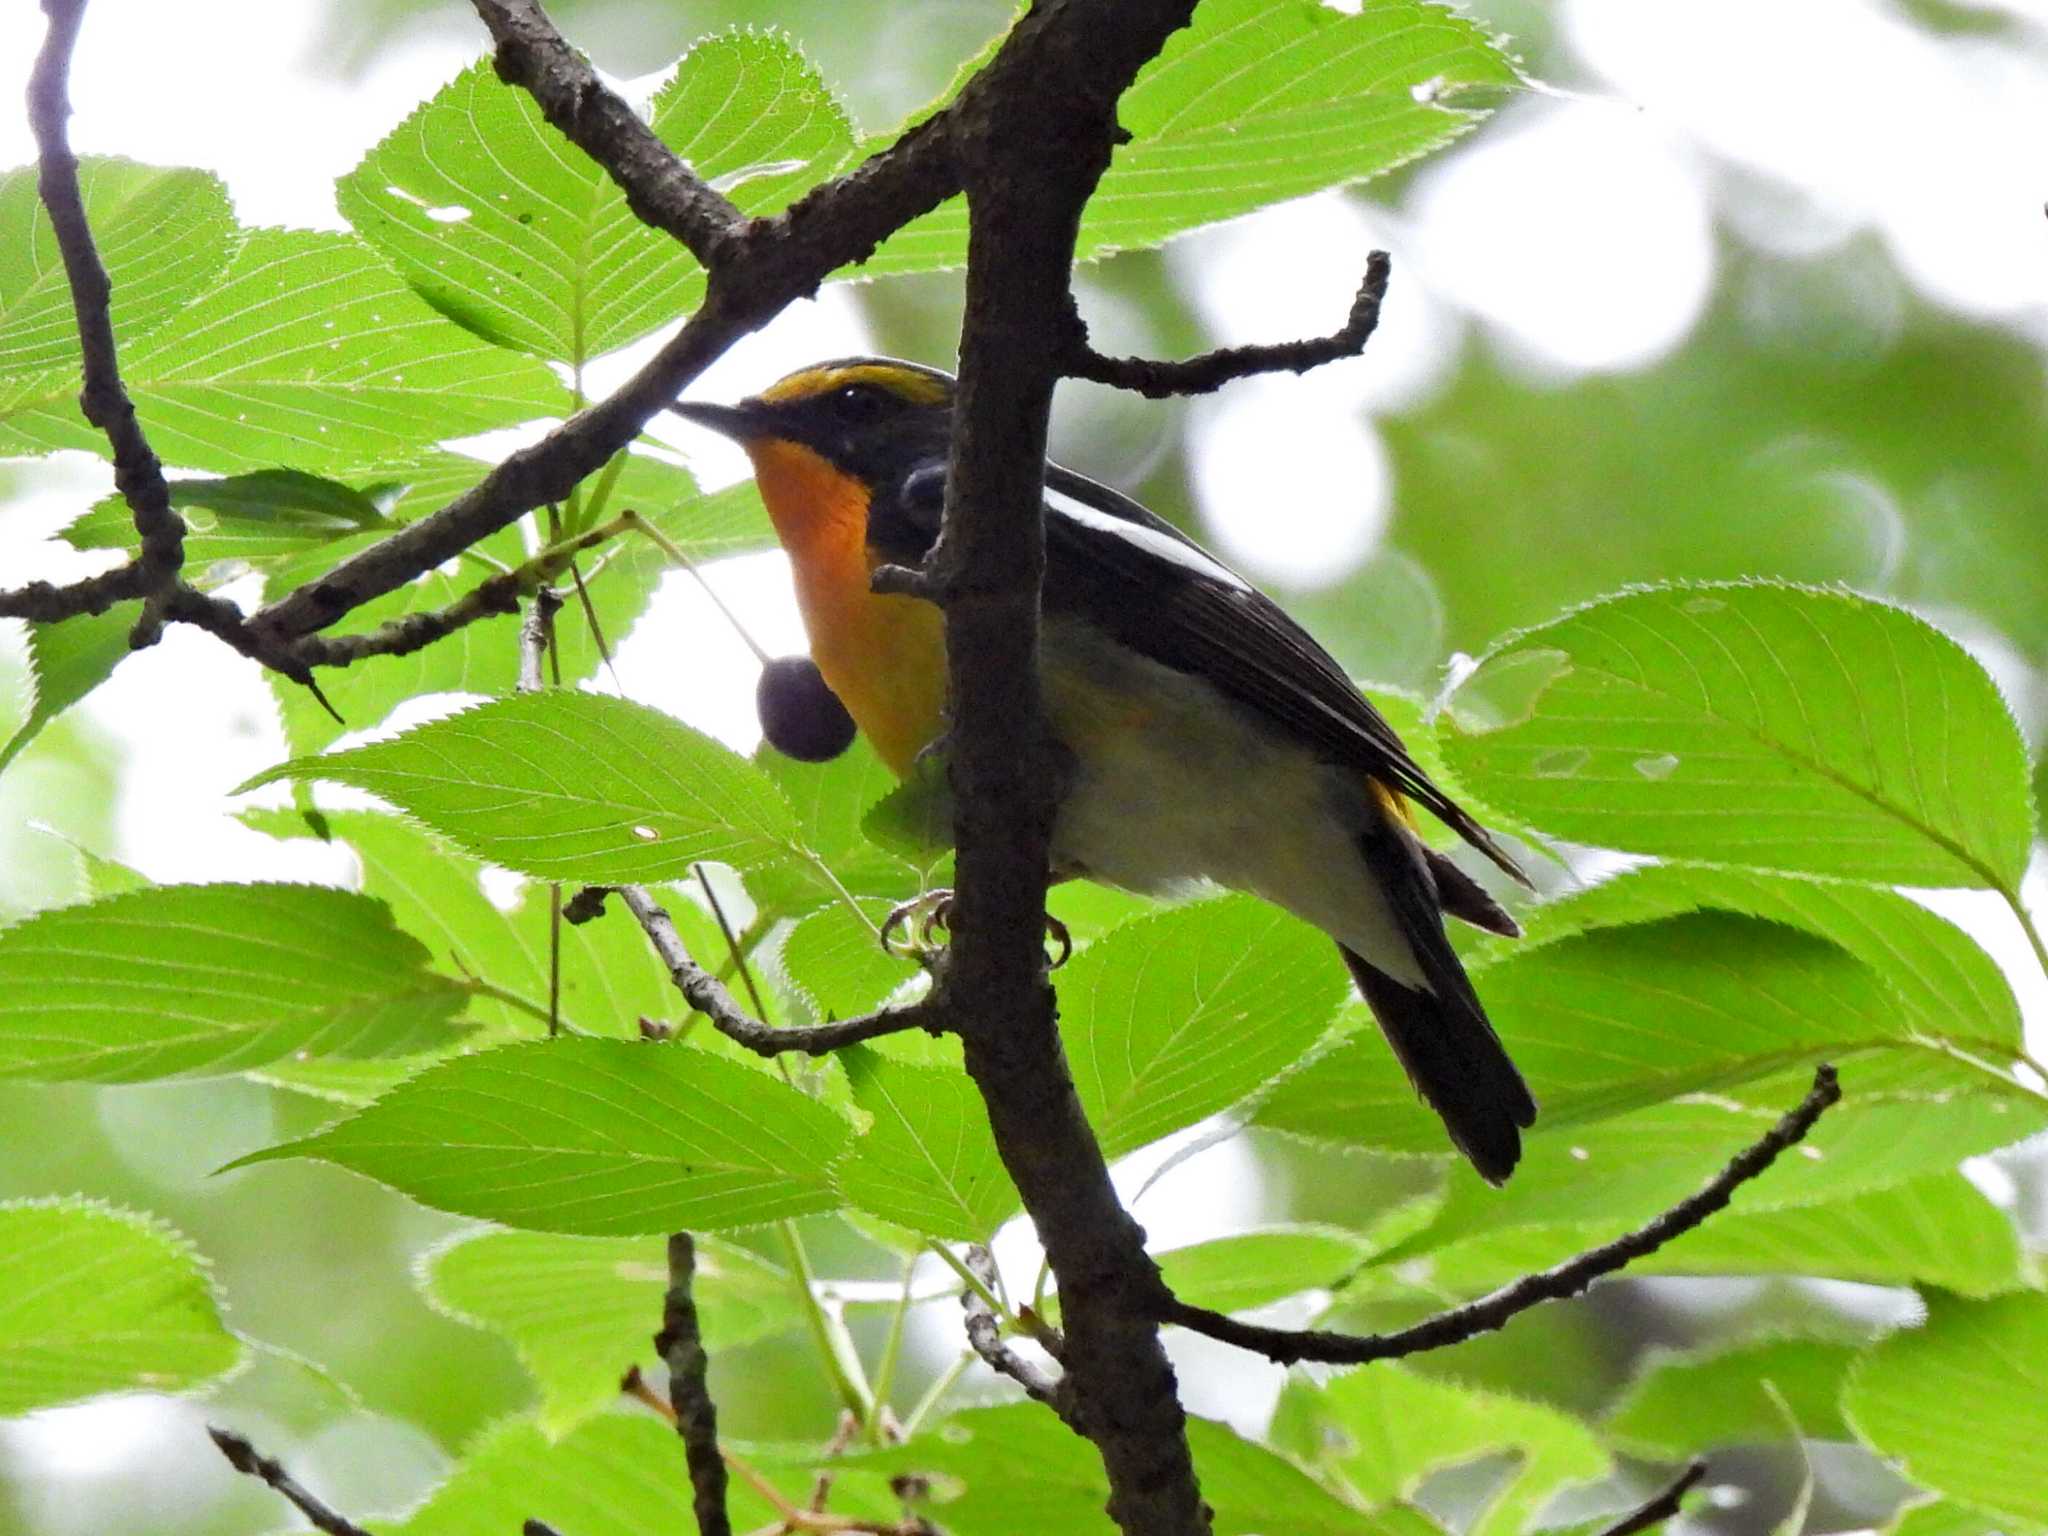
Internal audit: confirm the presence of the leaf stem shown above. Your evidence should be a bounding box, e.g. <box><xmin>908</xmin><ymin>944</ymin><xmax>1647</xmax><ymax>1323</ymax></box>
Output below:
<box><xmin>778</xmin><ymin>1221</ymin><xmax>874</xmax><ymax>1422</ymax></box>
<box><xmin>578</xmin><ymin>445</ymin><xmax>631</xmax><ymax>531</ymax></box>
<box><xmin>867</xmin><ymin>1253</ymin><xmax>918</xmax><ymax>1444</ymax></box>
<box><xmin>465</xmin><ymin>977</ymin><xmax>572</xmax><ymax>1033</ymax></box>
<box><xmin>622</xmin><ymin>508</ymin><xmax>771</xmax><ymax>665</ymax></box>
<box><xmin>899</xmin><ymin>1352</ymin><xmax>971</xmax><ymax>1441</ymax></box>
<box><xmin>2000</xmin><ymin>884</ymin><xmax>2048</xmax><ymax>991</ymax></box>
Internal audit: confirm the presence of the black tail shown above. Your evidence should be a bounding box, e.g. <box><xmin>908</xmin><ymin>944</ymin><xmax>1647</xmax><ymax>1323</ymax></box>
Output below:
<box><xmin>1345</xmin><ymin>823</ymin><xmax>1536</xmax><ymax>1183</ymax></box>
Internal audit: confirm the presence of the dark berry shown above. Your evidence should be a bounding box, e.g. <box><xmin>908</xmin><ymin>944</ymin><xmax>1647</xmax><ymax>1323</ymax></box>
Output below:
<box><xmin>756</xmin><ymin>655</ymin><xmax>856</xmax><ymax>762</ymax></box>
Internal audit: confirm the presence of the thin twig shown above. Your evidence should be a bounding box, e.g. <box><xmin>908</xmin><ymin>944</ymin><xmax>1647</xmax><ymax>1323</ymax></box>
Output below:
<box><xmin>518</xmin><ymin>586</ymin><xmax>563</xmax><ymax>694</ymax></box>
<box><xmin>618</xmin><ymin>884</ymin><xmax>943</xmax><ymax>1056</ymax></box>
<box><xmin>1063</xmin><ymin>250</ymin><xmax>1391</xmax><ymax>399</ymax></box>
<box><xmin>293</xmin><ymin>514</ymin><xmax>620</xmax><ymax>669</ymax></box>
<box><xmin>1596</xmin><ymin>1461</ymin><xmax>1708</xmax><ymax>1536</ymax></box>
<box><xmin>207</xmin><ymin>1427</ymin><xmax>372</xmax><ymax>1536</ymax></box>
<box><xmin>694</xmin><ymin>864</ymin><xmax>773</xmax><ymax>1024</ymax></box>
<box><xmin>958</xmin><ymin>1245</ymin><xmax>1073</xmax><ymax>1424</ymax></box>
<box><xmin>24</xmin><ymin>0</ymin><xmax>182</xmax><ymax>640</ymax></box>
<box><xmin>657</xmin><ymin>1233</ymin><xmax>733</xmax><ymax>1536</ymax></box>
<box><xmin>1162</xmin><ymin>1065</ymin><xmax>1842</xmax><ymax>1365</ymax></box>
<box><xmin>517</xmin><ymin>588</ymin><xmax>566</xmax><ymax>1035</ymax></box>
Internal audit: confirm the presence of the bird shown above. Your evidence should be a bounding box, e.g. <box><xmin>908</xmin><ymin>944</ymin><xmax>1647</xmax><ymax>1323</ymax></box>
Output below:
<box><xmin>671</xmin><ymin>358</ymin><xmax>1537</xmax><ymax>1181</ymax></box>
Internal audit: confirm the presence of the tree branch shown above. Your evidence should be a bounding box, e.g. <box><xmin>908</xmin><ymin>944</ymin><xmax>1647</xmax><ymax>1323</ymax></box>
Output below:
<box><xmin>1162</xmin><ymin>1065</ymin><xmax>1842</xmax><ymax>1366</ymax></box>
<box><xmin>958</xmin><ymin>1245</ymin><xmax>1074</xmax><ymax>1424</ymax></box>
<box><xmin>18</xmin><ymin>0</ymin><xmax>182</xmax><ymax>640</ymax></box>
<box><xmin>615</xmin><ymin>884</ymin><xmax>943</xmax><ymax>1056</ymax></box>
<box><xmin>1596</xmin><ymin>1461</ymin><xmax>1707</xmax><ymax>1536</ymax></box>
<box><xmin>921</xmin><ymin>5</ymin><xmax>1214</xmax><ymax>1533</ymax></box>
<box><xmin>1063</xmin><ymin>250</ymin><xmax>1391</xmax><ymax>398</ymax></box>
<box><xmin>656</xmin><ymin>1232</ymin><xmax>733</xmax><ymax>1536</ymax></box>
<box><xmin>207</xmin><ymin>1427</ymin><xmax>372</xmax><ymax>1536</ymax></box>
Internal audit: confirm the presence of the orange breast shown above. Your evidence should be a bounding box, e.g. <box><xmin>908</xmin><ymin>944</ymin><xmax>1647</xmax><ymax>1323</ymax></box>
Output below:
<box><xmin>746</xmin><ymin>439</ymin><xmax>948</xmax><ymax>778</ymax></box>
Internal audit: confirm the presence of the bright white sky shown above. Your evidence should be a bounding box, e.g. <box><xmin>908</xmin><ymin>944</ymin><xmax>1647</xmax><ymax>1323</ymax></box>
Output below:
<box><xmin>2</xmin><ymin>0</ymin><xmax>2047</xmax><ymax>1524</ymax></box>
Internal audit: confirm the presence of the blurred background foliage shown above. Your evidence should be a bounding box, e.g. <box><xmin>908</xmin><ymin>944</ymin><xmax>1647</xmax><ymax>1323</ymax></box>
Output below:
<box><xmin>1</xmin><ymin>2</ymin><xmax>2044</xmax><ymax>1535</ymax></box>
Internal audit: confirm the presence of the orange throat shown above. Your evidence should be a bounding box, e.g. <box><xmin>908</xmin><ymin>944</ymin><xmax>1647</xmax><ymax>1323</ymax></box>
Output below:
<box><xmin>745</xmin><ymin>438</ymin><xmax>948</xmax><ymax>778</ymax></box>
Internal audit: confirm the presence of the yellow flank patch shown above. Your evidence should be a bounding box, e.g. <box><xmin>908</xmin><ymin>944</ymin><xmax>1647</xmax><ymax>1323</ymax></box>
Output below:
<box><xmin>1368</xmin><ymin>777</ymin><xmax>1417</xmax><ymax>828</ymax></box>
<box><xmin>758</xmin><ymin>361</ymin><xmax>950</xmax><ymax>407</ymax></box>
<box><xmin>743</xmin><ymin>437</ymin><xmax>948</xmax><ymax>778</ymax></box>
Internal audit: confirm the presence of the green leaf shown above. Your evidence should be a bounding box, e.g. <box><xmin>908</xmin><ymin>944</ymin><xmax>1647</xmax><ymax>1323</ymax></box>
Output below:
<box><xmin>1632</xmin><ymin>1172</ymin><xmax>2028</xmax><ymax>1297</ymax></box>
<box><xmin>1439</xmin><ymin>583</ymin><xmax>2033</xmax><ymax>889</ymax></box>
<box><xmin>392</xmin><ymin>1414</ymin><xmax>826</xmax><ymax>1536</ymax></box>
<box><xmin>1846</xmin><ymin>1292</ymin><xmax>2048</xmax><ymax>1527</ymax></box>
<box><xmin>241</xmin><ymin>692</ymin><xmax>805</xmax><ymax>883</ymax></box>
<box><xmin>0</xmin><ymin>1199</ymin><xmax>241</xmax><ymax>1415</ymax></box>
<box><xmin>343</xmin><ymin>37</ymin><xmax>853</xmax><ymax>364</ymax></box>
<box><xmin>64</xmin><ymin>469</ymin><xmax>389</xmax><ymax>574</ymax></box>
<box><xmin>265</xmin><ymin>457</ymin><xmax>768</xmax><ymax>756</ymax></box>
<box><xmin>1606</xmin><ymin>1337</ymin><xmax>1854</xmax><ymax>1458</ymax></box>
<box><xmin>1469</xmin><ymin>863</ymin><xmax>2025</xmax><ymax>1048</ymax></box>
<box><xmin>1385</xmin><ymin>1171</ymin><xmax>2029</xmax><ymax>1302</ymax></box>
<box><xmin>1062</xmin><ymin>896</ymin><xmax>1347</xmax><ymax>1160</ymax></box>
<box><xmin>749</xmin><ymin>737</ymin><xmax>941</xmax><ymax>917</ymax></box>
<box><xmin>834</xmin><ymin>1045</ymin><xmax>1014</xmax><ymax>1242</ymax></box>
<box><xmin>0</xmin><ymin>159</ymin><xmax>234</xmax><ymax>374</ymax></box>
<box><xmin>0</xmin><ymin>604</ymin><xmax>139</xmax><ymax>777</ymax></box>
<box><xmin>1153</xmin><ymin>1227</ymin><xmax>1375</xmax><ymax>1315</ymax></box>
<box><xmin>773</xmin><ymin>899</ymin><xmax>917</xmax><ymax>1019</ymax></box>
<box><xmin>1272</xmin><ymin>1365</ymin><xmax>1608</xmax><ymax>1536</ymax></box>
<box><xmin>1887</xmin><ymin>1500</ymin><xmax>2048</xmax><ymax>1536</ymax></box>
<box><xmin>0</xmin><ymin>228</ymin><xmax>570</xmax><ymax>473</ymax></box>
<box><xmin>1354</xmin><ymin>1056</ymin><xmax>2047</xmax><ymax>1265</ymax></box>
<box><xmin>423</xmin><ymin>1229</ymin><xmax>801</xmax><ymax>1433</ymax></box>
<box><xmin>0</xmin><ymin>882</ymin><xmax>469</xmax><ymax>1081</ymax></box>
<box><xmin>868</xmin><ymin>0</ymin><xmax>1520</xmax><ymax>276</ymax></box>
<box><xmin>241</xmin><ymin>808</ymin><xmax>692</xmax><ymax>1042</ymax></box>
<box><xmin>855</xmin><ymin>1403</ymin><xmax>1447</xmax><ymax>1535</ymax></box>
<box><xmin>1259</xmin><ymin>906</ymin><xmax>2027</xmax><ymax>1153</ymax></box>
<box><xmin>234</xmin><ymin>1038</ymin><xmax>851</xmax><ymax>1234</ymax></box>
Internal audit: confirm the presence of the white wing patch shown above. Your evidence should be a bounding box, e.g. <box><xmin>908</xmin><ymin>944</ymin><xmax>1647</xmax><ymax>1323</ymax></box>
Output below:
<box><xmin>1044</xmin><ymin>484</ymin><xmax>1250</xmax><ymax>592</ymax></box>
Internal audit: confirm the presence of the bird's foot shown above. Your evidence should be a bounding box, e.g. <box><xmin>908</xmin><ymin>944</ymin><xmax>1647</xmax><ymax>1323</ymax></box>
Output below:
<box><xmin>879</xmin><ymin>888</ymin><xmax>1072</xmax><ymax>969</ymax></box>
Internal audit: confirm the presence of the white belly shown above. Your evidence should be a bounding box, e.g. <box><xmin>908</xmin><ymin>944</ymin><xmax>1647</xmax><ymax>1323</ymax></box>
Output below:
<box><xmin>1041</xmin><ymin>618</ymin><xmax>1425</xmax><ymax>989</ymax></box>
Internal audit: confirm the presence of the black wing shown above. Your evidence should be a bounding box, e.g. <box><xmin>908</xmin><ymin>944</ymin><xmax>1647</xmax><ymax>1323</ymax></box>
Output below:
<box><xmin>869</xmin><ymin>458</ymin><xmax>1527</xmax><ymax>884</ymax></box>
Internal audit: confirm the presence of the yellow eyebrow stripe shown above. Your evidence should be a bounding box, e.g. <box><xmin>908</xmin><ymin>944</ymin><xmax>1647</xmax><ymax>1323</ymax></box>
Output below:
<box><xmin>758</xmin><ymin>362</ymin><xmax>950</xmax><ymax>406</ymax></box>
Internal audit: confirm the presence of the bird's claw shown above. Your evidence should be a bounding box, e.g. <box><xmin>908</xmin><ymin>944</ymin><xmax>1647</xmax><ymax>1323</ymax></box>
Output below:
<box><xmin>881</xmin><ymin>889</ymin><xmax>953</xmax><ymax>961</ymax></box>
<box><xmin>879</xmin><ymin>888</ymin><xmax>1073</xmax><ymax>969</ymax></box>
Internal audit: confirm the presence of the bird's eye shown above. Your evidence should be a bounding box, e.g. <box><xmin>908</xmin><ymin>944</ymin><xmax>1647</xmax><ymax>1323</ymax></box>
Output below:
<box><xmin>830</xmin><ymin>383</ymin><xmax>891</xmax><ymax>422</ymax></box>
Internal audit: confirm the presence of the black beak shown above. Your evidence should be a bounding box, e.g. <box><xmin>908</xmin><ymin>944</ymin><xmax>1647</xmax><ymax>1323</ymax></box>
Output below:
<box><xmin>669</xmin><ymin>397</ymin><xmax>766</xmax><ymax>442</ymax></box>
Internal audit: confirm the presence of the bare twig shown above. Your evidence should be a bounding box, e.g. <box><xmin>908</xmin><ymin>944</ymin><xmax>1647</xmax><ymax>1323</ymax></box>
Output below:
<box><xmin>1595</xmin><ymin>1461</ymin><xmax>1708</xmax><ymax>1536</ymax></box>
<box><xmin>516</xmin><ymin>588</ymin><xmax>566</xmax><ymax>1034</ymax></box>
<box><xmin>207</xmin><ymin>1427</ymin><xmax>372</xmax><ymax>1536</ymax></box>
<box><xmin>959</xmin><ymin>1245</ymin><xmax>1073</xmax><ymax>1423</ymax></box>
<box><xmin>657</xmin><ymin>1233</ymin><xmax>733</xmax><ymax>1536</ymax></box>
<box><xmin>518</xmin><ymin>586</ymin><xmax>563</xmax><ymax>694</ymax></box>
<box><xmin>618</xmin><ymin>884</ymin><xmax>943</xmax><ymax>1056</ymax></box>
<box><xmin>23</xmin><ymin>0</ymin><xmax>181</xmax><ymax>641</ymax></box>
<box><xmin>1162</xmin><ymin>1066</ymin><xmax>1842</xmax><ymax>1366</ymax></box>
<box><xmin>694</xmin><ymin>864</ymin><xmax>773</xmax><ymax>1025</ymax></box>
<box><xmin>1064</xmin><ymin>250</ymin><xmax>1392</xmax><ymax>399</ymax></box>
<box><xmin>0</xmin><ymin>563</ymin><xmax>149</xmax><ymax>624</ymax></box>
<box><xmin>294</xmin><ymin>515</ymin><xmax>621</xmax><ymax>670</ymax></box>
